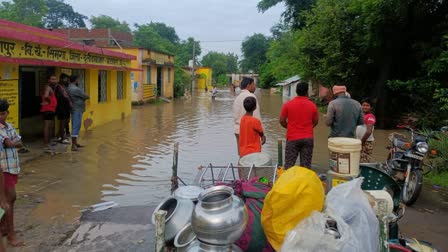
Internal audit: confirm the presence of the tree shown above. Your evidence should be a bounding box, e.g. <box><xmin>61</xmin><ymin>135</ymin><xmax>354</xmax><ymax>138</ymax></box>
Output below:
<box><xmin>266</xmin><ymin>0</ymin><xmax>448</xmax><ymax>127</ymax></box>
<box><xmin>175</xmin><ymin>37</ymin><xmax>201</xmax><ymax>67</ymax></box>
<box><xmin>90</xmin><ymin>15</ymin><xmax>131</xmax><ymax>33</ymax></box>
<box><xmin>201</xmin><ymin>52</ymin><xmax>238</xmax><ymax>78</ymax></box>
<box><xmin>0</xmin><ymin>0</ymin><xmax>47</xmax><ymax>27</ymax></box>
<box><xmin>240</xmin><ymin>33</ymin><xmax>270</xmax><ymax>73</ymax></box>
<box><xmin>145</xmin><ymin>22</ymin><xmax>179</xmax><ymax>44</ymax></box>
<box><xmin>43</xmin><ymin>0</ymin><xmax>87</xmax><ymax>28</ymax></box>
<box><xmin>259</xmin><ymin>31</ymin><xmax>301</xmax><ymax>88</ymax></box>
<box><xmin>257</xmin><ymin>0</ymin><xmax>316</xmax><ymax>29</ymax></box>
<box><xmin>134</xmin><ymin>23</ymin><xmax>175</xmax><ymax>53</ymax></box>
<box><xmin>226</xmin><ymin>53</ymin><xmax>239</xmax><ymax>74</ymax></box>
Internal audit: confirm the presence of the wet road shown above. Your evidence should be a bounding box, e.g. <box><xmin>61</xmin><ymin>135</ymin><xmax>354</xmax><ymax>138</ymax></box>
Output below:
<box><xmin>16</xmin><ymin>89</ymin><xmax>448</xmax><ymax>251</ymax></box>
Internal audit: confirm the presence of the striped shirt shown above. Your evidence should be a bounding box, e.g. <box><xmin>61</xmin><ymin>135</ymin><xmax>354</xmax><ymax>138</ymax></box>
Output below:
<box><xmin>0</xmin><ymin>122</ymin><xmax>20</xmax><ymax>174</ymax></box>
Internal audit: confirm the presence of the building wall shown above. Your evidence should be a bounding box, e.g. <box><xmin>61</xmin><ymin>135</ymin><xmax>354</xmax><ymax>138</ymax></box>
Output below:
<box><xmin>81</xmin><ymin>68</ymin><xmax>131</xmax><ymax>130</ymax></box>
<box><xmin>0</xmin><ymin>63</ymin><xmax>19</xmax><ymax>130</ymax></box>
<box><xmin>196</xmin><ymin>67</ymin><xmax>212</xmax><ymax>90</ymax></box>
<box><xmin>109</xmin><ymin>48</ymin><xmax>174</xmax><ymax>102</ymax></box>
<box><xmin>0</xmin><ymin>64</ymin><xmax>131</xmax><ymax>133</ymax></box>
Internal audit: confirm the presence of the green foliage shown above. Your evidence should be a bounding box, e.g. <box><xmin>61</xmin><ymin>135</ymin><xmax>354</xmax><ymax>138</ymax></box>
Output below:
<box><xmin>90</xmin><ymin>15</ymin><xmax>131</xmax><ymax>33</ymax></box>
<box><xmin>43</xmin><ymin>0</ymin><xmax>86</xmax><ymax>28</ymax></box>
<box><xmin>240</xmin><ymin>33</ymin><xmax>270</xmax><ymax>73</ymax></box>
<box><xmin>427</xmin><ymin>132</ymin><xmax>448</xmax><ymax>175</ymax></box>
<box><xmin>174</xmin><ymin>37</ymin><xmax>201</xmax><ymax>67</ymax></box>
<box><xmin>0</xmin><ymin>0</ymin><xmax>48</xmax><ymax>27</ymax></box>
<box><xmin>216</xmin><ymin>74</ymin><xmax>229</xmax><ymax>87</ymax></box>
<box><xmin>425</xmin><ymin>172</ymin><xmax>448</xmax><ymax>188</ymax></box>
<box><xmin>144</xmin><ymin>22</ymin><xmax>179</xmax><ymax>44</ymax></box>
<box><xmin>134</xmin><ymin>23</ymin><xmax>176</xmax><ymax>53</ymax></box>
<box><xmin>259</xmin><ymin>0</ymin><xmax>448</xmax><ymax>127</ymax></box>
<box><xmin>259</xmin><ymin>31</ymin><xmax>301</xmax><ymax>88</ymax></box>
<box><xmin>201</xmin><ymin>51</ymin><xmax>238</xmax><ymax>79</ymax></box>
<box><xmin>257</xmin><ymin>0</ymin><xmax>316</xmax><ymax>29</ymax></box>
<box><xmin>174</xmin><ymin>68</ymin><xmax>190</xmax><ymax>98</ymax></box>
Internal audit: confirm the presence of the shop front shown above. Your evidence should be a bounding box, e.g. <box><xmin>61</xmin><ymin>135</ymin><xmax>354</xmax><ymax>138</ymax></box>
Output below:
<box><xmin>0</xmin><ymin>19</ymin><xmax>138</xmax><ymax>139</ymax></box>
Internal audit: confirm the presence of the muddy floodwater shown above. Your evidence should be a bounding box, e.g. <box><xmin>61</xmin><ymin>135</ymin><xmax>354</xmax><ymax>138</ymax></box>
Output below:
<box><xmin>18</xmin><ymin>89</ymin><xmax>396</xmax><ymax>222</ymax></box>
<box><xmin>14</xmin><ymin>89</ymin><xmax>448</xmax><ymax>251</ymax></box>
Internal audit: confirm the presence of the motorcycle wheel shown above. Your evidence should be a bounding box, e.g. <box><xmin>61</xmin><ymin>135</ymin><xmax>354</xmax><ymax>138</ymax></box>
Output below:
<box><xmin>401</xmin><ymin>170</ymin><xmax>423</xmax><ymax>206</ymax></box>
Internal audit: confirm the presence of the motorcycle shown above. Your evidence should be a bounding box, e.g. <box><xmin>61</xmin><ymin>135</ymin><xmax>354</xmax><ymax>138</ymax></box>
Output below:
<box><xmin>385</xmin><ymin>125</ymin><xmax>432</xmax><ymax>206</ymax></box>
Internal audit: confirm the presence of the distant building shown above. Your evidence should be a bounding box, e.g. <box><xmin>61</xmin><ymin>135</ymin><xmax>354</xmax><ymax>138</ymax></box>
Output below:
<box><xmin>276</xmin><ymin>75</ymin><xmax>315</xmax><ymax>99</ymax></box>
<box><xmin>0</xmin><ymin>19</ymin><xmax>136</xmax><ymax>137</ymax></box>
<box><xmin>107</xmin><ymin>47</ymin><xmax>175</xmax><ymax>103</ymax></box>
<box><xmin>54</xmin><ymin>29</ymin><xmax>174</xmax><ymax>103</ymax></box>
<box><xmin>196</xmin><ymin>67</ymin><xmax>212</xmax><ymax>90</ymax></box>
<box><xmin>226</xmin><ymin>73</ymin><xmax>259</xmax><ymax>87</ymax></box>
<box><xmin>53</xmin><ymin>28</ymin><xmax>133</xmax><ymax>47</ymax></box>
<box><xmin>276</xmin><ymin>75</ymin><xmax>301</xmax><ymax>98</ymax></box>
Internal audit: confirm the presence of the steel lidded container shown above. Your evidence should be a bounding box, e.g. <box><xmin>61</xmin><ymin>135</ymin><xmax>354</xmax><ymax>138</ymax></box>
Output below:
<box><xmin>151</xmin><ymin>197</ymin><xmax>194</xmax><ymax>242</ymax></box>
<box><xmin>191</xmin><ymin>185</ymin><xmax>248</xmax><ymax>245</ymax></box>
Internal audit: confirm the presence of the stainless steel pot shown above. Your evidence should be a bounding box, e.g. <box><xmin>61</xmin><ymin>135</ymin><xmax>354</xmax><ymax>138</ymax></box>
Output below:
<box><xmin>185</xmin><ymin>241</ymin><xmax>243</xmax><ymax>252</ymax></box>
<box><xmin>174</xmin><ymin>185</ymin><xmax>205</xmax><ymax>203</ymax></box>
<box><xmin>174</xmin><ymin>223</ymin><xmax>197</xmax><ymax>252</ymax></box>
<box><xmin>151</xmin><ymin>197</ymin><xmax>194</xmax><ymax>241</ymax></box>
<box><xmin>191</xmin><ymin>185</ymin><xmax>248</xmax><ymax>245</ymax></box>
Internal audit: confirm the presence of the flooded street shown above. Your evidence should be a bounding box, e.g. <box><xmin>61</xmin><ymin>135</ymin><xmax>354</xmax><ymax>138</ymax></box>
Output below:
<box><xmin>15</xmin><ymin>89</ymin><xmax>448</xmax><ymax>251</ymax></box>
<box><xmin>19</xmin><ymin>89</ymin><xmax>392</xmax><ymax>221</ymax></box>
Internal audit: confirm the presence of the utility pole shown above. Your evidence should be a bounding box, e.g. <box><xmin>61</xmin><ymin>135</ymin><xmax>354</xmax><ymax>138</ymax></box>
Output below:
<box><xmin>191</xmin><ymin>42</ymin><xmax>196</xmax><ymax>97</ymax></box>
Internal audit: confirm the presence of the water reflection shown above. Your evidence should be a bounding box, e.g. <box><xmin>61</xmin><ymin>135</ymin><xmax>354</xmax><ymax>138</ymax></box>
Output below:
<box><xmin>18</xmin><ymin>89</ymin><xmax>394</xmax><ymax>221</ymax></box>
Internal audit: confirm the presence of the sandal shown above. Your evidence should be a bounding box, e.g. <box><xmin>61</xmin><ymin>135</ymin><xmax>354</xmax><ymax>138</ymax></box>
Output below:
<box><xmin>18</xmin><ymin>148</ymin><xmax>30</xmax><ymax>153</ymax></box>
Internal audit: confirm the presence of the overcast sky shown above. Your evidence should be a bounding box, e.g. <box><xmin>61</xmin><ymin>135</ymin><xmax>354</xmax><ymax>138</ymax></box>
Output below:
<box><xmin>64</xmin><ymin>0</ymin><xmax>284</xmax><ymax>57</ymax></box>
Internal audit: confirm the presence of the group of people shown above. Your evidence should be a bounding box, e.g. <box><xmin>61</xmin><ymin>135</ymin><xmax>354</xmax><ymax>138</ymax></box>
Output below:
<box><xmin>233</xmin><ymin>78</ymin><xmax>376</xmax><ymax>169</ymax></box>
<box><xmin>0</xmin><ymin>73</ymin><xmax>91</xmax><ymax>250</ymax></box>
<box><xmin>40</xmin><ymin>73</ymin><xmax>89</xmax><ymax>152</ymax></box>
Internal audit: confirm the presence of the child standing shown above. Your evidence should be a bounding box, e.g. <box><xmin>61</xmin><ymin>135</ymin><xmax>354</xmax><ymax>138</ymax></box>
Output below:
<box><xmin>212</xmin><ymin>85</ymin><xmax>218</xmax><ymax>99</ymax></box>
<box><xmin>239</xmin><ymin>97</ymin><xmax>266</xmax><ymax>157</ymax></box>
<box><xmin>0</xmin><ymin>99</ymin><xmax>24</xmax><ymax>247</ymax></box>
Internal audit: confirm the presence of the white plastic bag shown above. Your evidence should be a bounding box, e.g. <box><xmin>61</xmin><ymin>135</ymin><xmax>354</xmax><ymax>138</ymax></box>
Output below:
<box><xmin>280</xmin><ymin>211</ymin><xmax>359</xmax><ymax>252</ymax></box>
<box><xmin>326</xmin><ymin>178</ymin><xmax>379</xmax><ymax>252</ymax></box>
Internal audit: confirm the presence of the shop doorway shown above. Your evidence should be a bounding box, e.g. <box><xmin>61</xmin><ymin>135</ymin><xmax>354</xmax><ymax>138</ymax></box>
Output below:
<box><xmin>19</xmin><ymin>66</ymin><xmax>53</xmax><ymax>139</ymax></box>
<box><xmin>157</xmin><ymin>67</ymin><xmax>162</xmax><ymax>97</ymax></box>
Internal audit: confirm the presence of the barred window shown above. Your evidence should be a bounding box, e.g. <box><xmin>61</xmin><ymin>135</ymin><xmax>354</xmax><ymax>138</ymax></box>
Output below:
<box><xmin>146</xmin><ymin>66</ymin><xmax>151</xmax><ymax>84</ymax></box>
<box><xmin>117</xmin><ymin>71</ymin><xmax>124</xmax><ymax>100</ymax></box>
<box><xmin>72</xmin><ymin>69</ymin><xmax>86</xmax><ymax>91</ymax></box>
<box><xmin>98</xmin><ymin>70</ymin><xmax>107</xmax><ymax>103</ymax></box>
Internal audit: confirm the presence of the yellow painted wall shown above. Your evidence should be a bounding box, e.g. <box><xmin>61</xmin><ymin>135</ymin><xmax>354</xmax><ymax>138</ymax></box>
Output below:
<box><xmin>78</xmin><ymin>68</ymin><xmax>132</xmax><ymax>131</ymax></box>
<box><xmin>196</xmin><ymin>67</ymin><xmax>213</xmax><ymax>90</ymax></box>
<box><xmin>109</xmin><ymin>48</ymin><xmax>143</xmax><ymax>102</ymax></box>
<box><xmin>0</xmin><ymin>63</ymin><xmax>131</xmax><ymax>134</ymax></box>
<box><xmin>109</xmin><ymin>48</ymin><xmax>175</xmax><ymax>101</ymax></box>
<box><xmin>163</xmin><ymin>67</ymin><xmax>174</xmax><ymax>98</ymax></box>
<box><xmin>0</xmin><ymin>63</ymin><xmax>20</xmax><ymax>131</ymax></box>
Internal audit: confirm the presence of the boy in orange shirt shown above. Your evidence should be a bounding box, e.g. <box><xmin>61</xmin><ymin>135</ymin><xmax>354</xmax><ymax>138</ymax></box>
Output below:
<box><xmin>239</xmin><ymin>97</ymin><xmax>266</xmax><ymax>157</ymax></box>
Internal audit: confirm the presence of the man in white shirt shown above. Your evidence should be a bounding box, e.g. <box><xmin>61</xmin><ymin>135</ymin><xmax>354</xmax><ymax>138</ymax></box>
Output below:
<box><xmin>232</xmin><ymin>77</ymin><xmax>261</xmax><ymax>155</ymax></box>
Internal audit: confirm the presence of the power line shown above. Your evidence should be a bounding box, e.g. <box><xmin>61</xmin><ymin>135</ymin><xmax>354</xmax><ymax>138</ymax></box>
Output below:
<box><xmin>199</xmin><ymin>39</ymin><xmax>243</xmax><ymax>43</ymax></box>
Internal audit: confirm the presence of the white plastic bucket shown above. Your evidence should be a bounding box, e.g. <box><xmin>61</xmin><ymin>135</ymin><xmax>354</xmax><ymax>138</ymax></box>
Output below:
<box><xmin>238</xmin><ymin>152</ymin><xmax>272</xmax><ymax>180</ymax></box>
<box><xmin>328</xmin><ymin>137</ymin><xmax>362</xmax><ymax>175</ymax></box>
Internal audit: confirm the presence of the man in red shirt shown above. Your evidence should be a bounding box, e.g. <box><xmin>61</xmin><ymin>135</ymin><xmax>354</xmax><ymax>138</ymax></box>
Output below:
<box><xmin>280</xmin><ymin>82</ymin><xmax>319</xmax><ymax>169</ymax></box>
